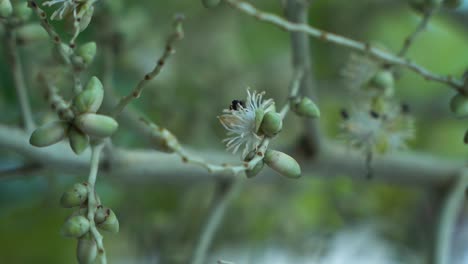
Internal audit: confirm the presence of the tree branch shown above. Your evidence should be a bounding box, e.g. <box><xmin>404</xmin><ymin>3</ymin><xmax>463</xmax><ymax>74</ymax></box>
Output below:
<box><xmin>222</xmin><ymin>0</ymin><xmax>464</xmax><ymax>91</ymax></box>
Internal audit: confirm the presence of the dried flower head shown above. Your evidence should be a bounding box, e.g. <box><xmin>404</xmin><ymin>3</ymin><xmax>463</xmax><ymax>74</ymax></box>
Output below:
<box><xmin>218</xmin><ymin>89</ymin><xmax>274</xmax><ymax>158</ymax></box>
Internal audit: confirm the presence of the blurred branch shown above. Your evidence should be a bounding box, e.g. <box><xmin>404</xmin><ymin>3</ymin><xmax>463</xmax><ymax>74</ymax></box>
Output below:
<box><xmin>433</xmin><ymin>169</ymin><xmax>468</xmax><ymax>264</ymax></box>
<box><xmin>190</xmin><ymin>179</ymin><xmax>244</xmax><ymax>264</ymax></box>
<box><xmin>111</xmin><ymin>14</ymin><xmax>185</xmax><ymax>117</ymax></box>
<box><xmin>3</xmin><ymin>23</ymin><xmax>35</xmax><ymax>132</ymax></box>
<box><xmin>398</xmin><ymin>9</ymin><xmax>434</xmax><ymax>57</ymax></box>
<box><xmin>284</xmin><ymin>0</ymin><xmax>321</xmax><ymax>156</ymax></box>
<box><xmin>0</xmin><ymin>124</ymin><xmax>463</xmax><ymax>186</ymax></box>
<box><xmin>0</xmin><ymin>163</ymin><xmax>42</xmax><ymax>181</ymax></box>
<box><xmin>222</xmin><ymin>0</ymin><xmax>464</xmax><ymax>91</ymax></box>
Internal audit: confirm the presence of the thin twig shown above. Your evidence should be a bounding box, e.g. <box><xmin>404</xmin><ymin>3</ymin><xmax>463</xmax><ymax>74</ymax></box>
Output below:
<box><xmin>4</xmin><ymin>24</ymin><xmax>35</xmax><ymax>132</ymax></box>
<box><xmin>190</xmin><ymin>179</ymin><xmax>244</xmax><ymax>264</ymax></box>
<box><xmin>111</xmin><ymin>14</ymin><xmax>185</xmax><ymax>117</ymax></box>
<box><xmin>398</xmin><ymin>10</ymin><xmax>434</xmax><ymax>57</ymax></box>
<box><xmin>86</xmin><ymin>143</ymin><xmax>107</xmax><ymax>264</ymax></box>
<box><xmin>222</xmin><ymin>0</ymin><xmax>464</xmax><ymax>91</ymax></box>
<box><xmin>433</xmin><ymin>169</ymin><xmax>468</xmax><ymax>264</ymax></box>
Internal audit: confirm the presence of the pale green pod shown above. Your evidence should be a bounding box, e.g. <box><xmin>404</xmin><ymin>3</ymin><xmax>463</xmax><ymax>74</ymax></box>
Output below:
<box><xmin>30</xmin><ymin>121</ymin><xmax>68</xmax><ymax>147</ymax></box>
<box><xmin>245</xmin><ymin>160</ymin><xmax>264</xmax><ymax>178</ymax></box>
<box><xmin>69</xmin><ymin>128</ymin><xmax>90</xmax><ymax>155</ymax></box>
<box><xmin>443</xmin><ymin>0</ymin><xmax>462</xmax><ymax>8</ymax></box>
<box><xmin>62</xmin><ymin>215</ymin><xmax>90</xmax><ymax>238</ymax></box>
<box><xmin>95</xmin><ymin>207</ymin><xmax>119</xmax><ymax>233</ymax></box>
<box><xmin>450</xmin><ymin>93</ymin><xmax>468</xmax><ymax>118</ymax></box>
<box><xmin>260</xmin><ymin>112</ymin><xmax>283</xmax><ymax>137</ymax></box>
<box><xmin>202</xmin><ymin>0</ymin><xmax>221</xmax><ymax>8</ymax></box>
<box><xmin>292</xmin><ymin>97</ymin><xmax>320</xmax><ymax>118</ymax></box>
<box><xmin>78</xmin><ymin>42</ymin><xmax>97</xmax><ymax>65</ymax></box>
<box><xmin>75</xmin><ymin>114</ymin><xmax>118</xmax><ymax>138</ymax></box>
<box><xmin>0</xmin><ymin>0</ymin><xmax>13</xmax><ymax>18</ymax></box>
<box><xmin>77</xmin><ymin>236</ymin><xmax>97</xmax><ymax>264</ymax></box>
<box><xmin>254</xmin><ymin>108</ymin><xmax>264</xmax><ymax>133</ymax></box>
<box><xmin>73</xmin><ymin>76</ymin><xmax>104</xmax><ymax>114</ymax></box>
<box><xmin>60</xmin><ymin>182</ymin><xmax>88</xmax><ymax>208</ymax></box>
<box><xmin>12</xmin><ymin>1</ymin><xmax>31</xmax><ymax>20</ymax></box>
<box><xmin>16</xmin><ymin>24</ymin><xmax>48</xmax><ymax>43</ymax></box>
<box><xmin>264</xmin><ymin>150</ymin><xmax>301</xmax><ymax>179</ymax></box>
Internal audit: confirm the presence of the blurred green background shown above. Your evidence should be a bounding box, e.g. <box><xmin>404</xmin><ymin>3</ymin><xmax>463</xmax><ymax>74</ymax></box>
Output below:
<box><xmin>1</xmin><ymin>0</ymin><xmax>468</xmax><ymax>263</ymax></box>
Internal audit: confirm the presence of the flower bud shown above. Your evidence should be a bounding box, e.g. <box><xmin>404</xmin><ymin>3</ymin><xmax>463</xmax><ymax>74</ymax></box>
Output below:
<box><xmin>450</xmin><ymin>93</ymin><xmax>468</xmax><ymax>118</ymax></box>
<box><xmin>60</xmin><ymin>183</ymin><xmax>89</xmax><ymax>208</ymax></box>
<box><xmin>12</xmin><ymin>1</ymin><xmax>31</xmax><ymax>20</ymax></box>
<box><xmin>245</xmin><ymin>160</ymin><xmax>264</xmax><ymax>178</ymax></box>
<box><xmin>291</xmin><ymin>97</ymin><xmax>320</xmax><ymax>118</ymax></box>
<box><xmin>0</xmin><ymin>0</ymin><xmax>12</xmax><ymax>18</ymax></box>
<box><xmin>254</xmin><ymin>108</ymin><xmax>264</xmax><ymax>133</ymax></box>
<box><xmin>30</xmin><ymin>121</ymin><xmax>68</xmax><ymax>147</ymax></box>
<box><xmin>69</xmin><ymin>128</ymin><xmax>90</xmax><ymax>155</ymax></box>
<box><xmin>73</xmin><ymin>76</ymin><xmax>104</xmax><ymax>114</ymax></box>
<box><xmin>95</xmin><ymin>207</ymin><xmax>119</xmax><ymax>234</ymax></box>
<box><xmin>75</xmin><ymin>113</ymin><xmax>118</xmax><ymax>138</ymax></box>
<box><xmin>77</xmin><ymin>236</ymin><xmax>97</xmax><ymax>264</ymax></box>
<box><xmin>444</xmin><ymin>0</ymin><xmax>462</xmax><ymax>8</ymax></box>
<box><xmin>202</xmin><ymin>0</ymin><xmax>221</xmax><ymax>8</ymax></box>
<box><xmin>264</xmin><ymin>149</ymin><xmax>301</xmax><ymax>179</ymax></box>
<box><xmin>16</xmin><ymin>24</ymin><xmax>48</xmax><ymax>43</ymax></box>
<box><xmin>62</xmin><ymin>215</ymin><xmax>90</xmax><ymax>238</ymax></box>
<box><xmin>260</xmin><ymin>112</ymin><xmax>283</xmax><ymax>137</ymax></box>
<box><xmin>78</xmin><ymin>42</ymin><xmax>97</xmax><ymax>65</ymax></box>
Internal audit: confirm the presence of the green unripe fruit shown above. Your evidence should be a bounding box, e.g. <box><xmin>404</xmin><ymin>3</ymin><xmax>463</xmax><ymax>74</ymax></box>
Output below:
<box><xmin>0</xmin><ymin>0</ymin><xmax>13</xmax><ymax>18</ymax></box>
<box><xmin>16</xmin><ymin>24</ymin><xmax>48</xmax><ymax>43</ymax></box>
<box><xmin>30</xmin><ymin>121</ymin><xmax>68</xmax><ymax>147</ymax></box>
<box><xmin>78</xmin><ymin>42</ymin><xmax>97</xmax><ymax>65</ymax></box>
<box><xmin>69</xmin><ymin>128</ymin><xmax>89</xmax><ymax>155</ymax></box>
<box><xmin>73</xmin><ymin>76</ymin><xmax>104</xmax><ymax>114</ymax></box>
<box><xmin>202</xmin><ymin>0</ymin><xmax>221</xmax><ymax>8</ymax></box>
<box><xmin>254</xmin><ymin>108</ymin><xmax>264</xmax><ymax>133</ymax></box>
<box><xmin>12</xmin><ymin>1</ymin><xmax>31</xmax><ymax>20</ymax></box>
<box><xmin>260</xmin><ymin>112</ymin><xmax>283</xmax><ymax>137</ymax></box>
<box><xmin>245</xmin><ymin>160</ymin><xmax>264</xmax><ymax>178</ymax></box>
<box><xmin>369</xmin><ymin>70</ymin><xmax>394</xmax><ymax>96</ymax></box>
<box><xmin>264</xmin><ymin>149</ymin><xmax>301</xmax><ymax>179</ymax></box>
<box><xmin>62</xmin><ymin>215</ymin><xmax>90</xmax><ymax>238</ymax></box>
<box><xmin>77</xmin><ymin>236</ymin><xmax>97</xmax><ymax>264</ymax></box>
<box><xmin>291</xmin><ymin>97</ymin><xmax>320</xmax><ymax>118</ymax></box>
<box><xmin>95</xmin><ymin>207</ymin><xmax>119</xmax><ymax>233</ymax></box>
<box><xmin>60</xmin><ymin>182</ymin><xmax>88</xmax><ymax>208</ymax></box>
<box><xmin>75</xmin><ymin>114</ymin><xmax>118</xmax><ymax>138</ymax></box>
<box><xmin>444</xmin><ymin>0</ymin><xmax>463</xmax><ymax>8</ymax></box>
<box><xmin>450</xmin><ymin>93</ymin><xmax>468</xmax><ymax>118</ymax></box>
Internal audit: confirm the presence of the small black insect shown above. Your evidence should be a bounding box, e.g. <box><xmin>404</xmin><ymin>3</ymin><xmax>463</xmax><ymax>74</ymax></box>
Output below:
<box><xmin>369</xmin><ymin>110</ymin><xmax>380</xmax><ymax>119</ymax></box>
<box><xmin>229</xmin><ymin>100</ymin><xmax>245</xmax><ymax>111</ymax></box>
<box><xmin>340</xmin><ymin>109</ymin><xmax>349</xmax><ymax>120</ymax></box>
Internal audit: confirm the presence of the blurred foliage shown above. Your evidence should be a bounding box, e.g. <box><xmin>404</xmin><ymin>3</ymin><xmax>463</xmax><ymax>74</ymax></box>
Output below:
<box><xmin>1</xmin><ymin>0</ymin><xmax>468</xmax><ymax>263</ymax></box>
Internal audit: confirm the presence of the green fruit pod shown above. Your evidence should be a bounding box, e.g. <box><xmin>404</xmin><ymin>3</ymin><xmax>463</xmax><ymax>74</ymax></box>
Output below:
<box><xmin>369</xmin><ymin>70</ymin><xmax>394</xmax><ymax>95</ymax></box>
<box><xmin>264</xmin><ymin>149</ymin><xmax>301</xmax><ymax>179</ymax></box>
<box><xmin>0</xmin><ymin>0</ymin><xmax>13</xmax><ymax>18</ymax></box>
<box><xmin>95</xmin><ymin>207</ymin><xmax>119</xmax><ymax>233</ymax></box>
<box><xmin>78</xmin><ymin>42</ymin><xmax>97</xmax><ymax>65</ymax></box>
<box><xmin>16</xmin><ymin>24</ymin><xmax>48</xmax><ymax>43</ymax></box>
<box><xmin>75</xmin><ymin>113</ymin><xmax>118</xmax><ymax>138</ymax></box>
<box><xmin>30</xmin><ymin>121</ymin><xmax>68</xmax><ymax>147</ymax></box>
<box><xmin>73</xmin><ymin>76</ymin><xmax>104</xmax><ymax>114</ymax></box>
<box><xmin>260</xmin><ymin>112</ymin><xmax>283</xmax><ymax>137</ymax></box>
<box><xmin>443</xmin><ymin>0</ymin><xmax>462</xmax><ymax>8</ymax></box>
<box><xmin>202</xmin><ymin>0</ymin><xmax>221</xmax><ymax>8</ymax></box>
<box><xmin>60</xmin><ymin>183</ymin><xmax>88</xmax><ymax>208</ymax></box>
<box><xmin>62</xmin><ymin>215</ymin><xmax>90</xmax><ymax>238</ymax></box>
<box><xmin>12</xmin><ymin>1</ymin><xmax>31</xmax><ymax>20</ymax></box>
<box><xmin>77</xmin><ymin>236</ymin><xmax>97</xmax><ymax>264</ymax></box>
<box><xmin>254</xmin><ymin>108</ymin><xmax>265</xmax><ymax>133</ymax></box>
<box><xmin>69</xmin><ymin>128</ymin><xmax>90</xmax><ymax>155</ymax></box>
<box><xmin>245</xmin><ymin>160</ymin><xmax>264</xmax><ymax>178</ymax></box>
<box><xmin>292</xmin><ymin>97</ymin><xmax>320</xmax><ymax>118</ymax></box>
<box><xmin>450</xmin><ymin>93</ymin><xmax>468</xmax><ymax>118</ymax></box>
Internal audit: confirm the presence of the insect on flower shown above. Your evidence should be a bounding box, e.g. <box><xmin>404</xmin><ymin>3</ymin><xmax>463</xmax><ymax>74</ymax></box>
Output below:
<box><xmin>218</xmin><ymin>89</ymin><xmax>274</xmax><ymax>158</ymax></box>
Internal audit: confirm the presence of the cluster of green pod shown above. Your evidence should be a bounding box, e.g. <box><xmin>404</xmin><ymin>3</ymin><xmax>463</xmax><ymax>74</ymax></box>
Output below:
<box><xmin>29</xmin><ymin>76</ymin><xmax>118</xmax><ymax>154</ymax></box>
<box><xmin>0</xmin><ymin>0</ymin><xmax>31</xmax><ymax>20</ymax></box>
<box><xmin>60</xmin><ymin>183</ymin><xmax>119</xmax><ymax>264</ymax></box>
<box><xmin>244</xmin><ymin>149</ymin><xmax>301</xmax><ymax>179</ymax></box>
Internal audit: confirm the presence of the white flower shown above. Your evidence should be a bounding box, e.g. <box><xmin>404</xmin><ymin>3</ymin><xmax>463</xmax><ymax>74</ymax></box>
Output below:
<box><xmin>218</xmin><ymin>89</ymin><xmax>274</xmax><ymax>158</ymax></box>
<box><xmin>43</xmin><ymin>0</ymin><xmax>95</xmax><ymax>21</ymax></box>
